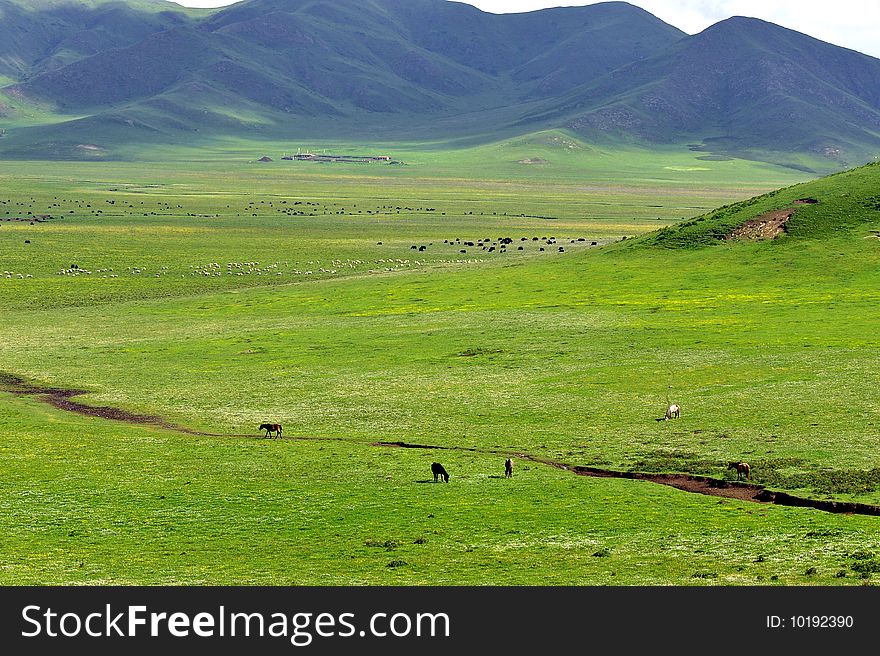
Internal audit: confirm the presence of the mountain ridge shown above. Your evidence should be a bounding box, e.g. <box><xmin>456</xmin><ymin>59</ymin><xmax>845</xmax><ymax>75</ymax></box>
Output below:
<box><xmin>1</xmin><ymin>0</ymin><xmax>878</xmax><ymax>168</ymax></box>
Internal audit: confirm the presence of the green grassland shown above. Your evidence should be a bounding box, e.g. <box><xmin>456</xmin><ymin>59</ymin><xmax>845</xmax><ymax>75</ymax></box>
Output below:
<box><xmin>2</xmin><ymin>148</ymin><xmax>880</xmax><ymax>585</ymax></box>
<box><xmin>2</xmin><ymin>398</ymin><xmax>878</xmax><ymax>585</ymax></box>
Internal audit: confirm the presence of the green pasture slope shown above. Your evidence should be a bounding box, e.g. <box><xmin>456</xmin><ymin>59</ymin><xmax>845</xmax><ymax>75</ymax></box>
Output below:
<box><xmin>1</xmin><ymin>148</ymin><xmax>880</xmax><ymax>585</ymax></box>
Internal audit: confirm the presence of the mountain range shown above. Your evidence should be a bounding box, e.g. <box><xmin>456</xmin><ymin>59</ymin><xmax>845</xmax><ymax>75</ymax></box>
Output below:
<box><xmin>1</xmin><ymin>0</ymin><xmax>879</xmax><ymax>168</ymax></box>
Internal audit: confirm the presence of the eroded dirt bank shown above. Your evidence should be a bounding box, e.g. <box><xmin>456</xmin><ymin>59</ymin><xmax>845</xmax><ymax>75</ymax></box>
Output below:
<box><xmin>3</xmin><ymin>372</ymin><xmax>878</xmax><ymax>516</ymax></box>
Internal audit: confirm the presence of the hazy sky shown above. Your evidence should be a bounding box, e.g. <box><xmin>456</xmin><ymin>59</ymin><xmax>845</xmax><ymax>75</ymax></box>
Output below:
<box><xmin>171</xmin><ymin>0</ymin><xmax>880</xmax><ymax>59</ymax></box>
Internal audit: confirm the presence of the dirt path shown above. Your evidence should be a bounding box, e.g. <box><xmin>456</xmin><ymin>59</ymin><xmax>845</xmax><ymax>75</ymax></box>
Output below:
<box><xmin>0</xmin><ymin>372</ymin><xmax>221</xmax><ymax>436</ymax></box>
<box><xmin>3</xmin><ymin>372</ymin><xmax>879</xmax><ymax>516</ymax></box>
<box><xmin>375</xmin><ymin>445</ymin><xmax>880</xmax><ymax>516</ymax></box>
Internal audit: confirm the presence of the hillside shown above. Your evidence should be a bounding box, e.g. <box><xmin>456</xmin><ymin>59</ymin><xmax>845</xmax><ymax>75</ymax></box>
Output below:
<box><xmin>637</xmin><ymin>161</ymin><xmax>880</xmax><ymax>248</ymax></box>
<box><xmin>5</xmin><ymin>0</ymin><xmax>683</xmax><ymax>113</ymax></box>
<box><xmin>541</xmin><ymin>17</ymin><xmax>880</xmax><ymax>167</ymax></box>
<box><xmin>0</xmin><ymin>0</ymin><xmax>879</xmax><ymax>168</ymax></box>
<box><xmin>0</xmin><ymin>0</ymin><xmax>200</xmax><ymax>80</ymax></box>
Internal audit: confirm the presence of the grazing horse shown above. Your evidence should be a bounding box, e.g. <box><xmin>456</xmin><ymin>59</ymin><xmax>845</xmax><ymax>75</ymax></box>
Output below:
<box><xmin>728</xmin><ymin>461</ymin><xmax>750</xmax><ymax>481</ymax></box>
<box><xmin>505</xmin><ymin>458</ymin><xmax>514</xmax><ymax>478</ymax></box>
<box><xmin>431</xmin><ymin>462</ymin><xmax>449</xmax><ymax>483</ymax></box>
<box><xmin>665</xmin><ymin>403</ymin><xmax>681</xmax><ymax>420</ymax></box>
<box><xmin>259</xmin><ymin>423</ymin><xmax>282</xmax><ymax>439</ymax></box>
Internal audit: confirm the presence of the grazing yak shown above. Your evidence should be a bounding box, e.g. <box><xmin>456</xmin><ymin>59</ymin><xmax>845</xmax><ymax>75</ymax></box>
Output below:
<box><xmin>665</xmin><ymin>403</ymin><xmax>681</xmax><ymax>420</ymax></box>
<box><xmin>259</xmin><ymin>423</ymin><xmax>283</xmax><ymax>438</ymax></box>
<box><xmin>431</xmin><ymin>462</ymin><xmax>449</xmax><ymax>483</ymax></box>
<box><xmin>728</xmin><ymin>461</ymin><xmax>751</xmax><ymax>481</ymax></box>
<box><xmin>505</xmin><ymin>458</ymin><xmax>514</xmax><ymax>478</ymax></box>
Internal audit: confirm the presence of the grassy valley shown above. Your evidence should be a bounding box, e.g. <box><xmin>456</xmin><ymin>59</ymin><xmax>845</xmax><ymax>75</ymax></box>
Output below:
<box><xmin>2</xmin><ymin>0</ymin><xmax>880</xmax><ymax>591</ymax></box>
<box><xmin>1</xmin><ymin>146</ymin><xmax>879</xmax><ymax>584</ymax></box>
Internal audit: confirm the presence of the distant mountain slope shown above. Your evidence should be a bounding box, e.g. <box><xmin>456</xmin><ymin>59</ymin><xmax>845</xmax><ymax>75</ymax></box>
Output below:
<box><xmin>378</xmin><ymin>0</ymin><xmax>685</xmax><ymax>98</ymax></box>
<box><xmin>11</xmin><ymin>0</ymin><xmax>683</xmax><ymax>113</ymax></box>
<box><xmin>538</xmin><ymin>17</ymin><xmax>880</xmax><ymax>166</ymax></box>
<box><xmin>0</xmin><ymin>0</ymin><xmax>197</xmax><ymax>80</ymax></box>
<box><xmin>1</xmin><ymin>0</ymin><xmax>879</xmax><ymax>169</ymax></box>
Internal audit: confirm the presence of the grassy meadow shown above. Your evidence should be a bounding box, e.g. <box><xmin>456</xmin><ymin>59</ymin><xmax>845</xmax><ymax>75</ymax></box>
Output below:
<box><xmin>2</xmin><ymin>139</ymin><xmax>880</xmax><ymax>585</ymax></box>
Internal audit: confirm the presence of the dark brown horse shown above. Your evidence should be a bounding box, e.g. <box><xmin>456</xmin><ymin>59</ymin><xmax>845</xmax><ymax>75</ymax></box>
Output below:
<box><xmin>259</xmin><ymin>423</ymin><xmax>282</xmax><ymax>438</ymax></box>
<box><xmin>431</xmin><ymin>462</ymin><xmax>449</xmax><ymax>483</ymax></box>
<box><xmin>505</xmin><ymin>458</ymin><xmax>514</xmax><ymax>478</ymax></box>
<box><xmin>728</xmin><ymin>461</ymin><xmax>750</xmax><ymax>480</ymax></box>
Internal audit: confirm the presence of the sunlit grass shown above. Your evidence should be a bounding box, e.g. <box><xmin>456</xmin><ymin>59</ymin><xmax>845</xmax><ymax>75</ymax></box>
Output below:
<box><xmin>1</xmin><ymin>157</ymin><xmax>878</xmax><ymax>585</ymax></box>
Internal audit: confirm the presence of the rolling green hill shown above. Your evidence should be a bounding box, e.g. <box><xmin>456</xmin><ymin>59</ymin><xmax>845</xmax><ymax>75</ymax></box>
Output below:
<box><xmin>638</xmin><ymin>161</ymin><xmax>880</xmax><ymax>248</ymax></box>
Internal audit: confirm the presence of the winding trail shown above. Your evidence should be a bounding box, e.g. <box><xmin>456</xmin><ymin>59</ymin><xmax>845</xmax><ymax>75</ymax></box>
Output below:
<box><xmin>0</xmin><ymin>372</ymin><xmax>221</xmax><ymax>436</ymax></box>
<box><xmin>3</xmin><ymin>371</ymin><xmax>880</xmax><ymax>517</ymax></box>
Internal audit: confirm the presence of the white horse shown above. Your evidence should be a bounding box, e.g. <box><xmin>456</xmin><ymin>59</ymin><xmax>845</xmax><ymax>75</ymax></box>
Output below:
<box><xmin>664</xmin><ymin>403</ymin><xmax>681</xmax><ymax>420</ymax></box>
